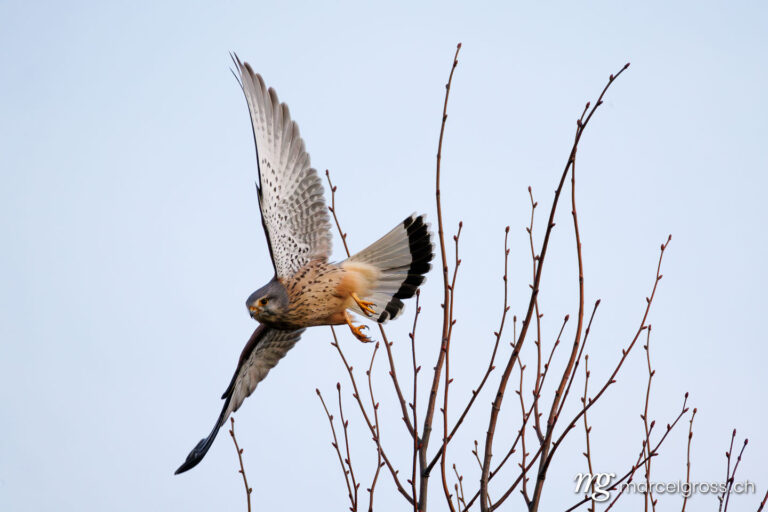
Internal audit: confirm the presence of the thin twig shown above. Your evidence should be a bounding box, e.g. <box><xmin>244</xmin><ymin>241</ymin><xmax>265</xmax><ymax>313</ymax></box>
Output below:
<box><xmin>330</xmin><ymin>328</ymin><xmax>414</xmax><ymax>505</ymax></box>
<box><xmin>229</xmin><ymin>418</ymin><xmax>253</xmax><ymax>512</ymax></box>
<box><xmin>366</xmin><ymin>344</ymin><xmax>384</xmax><ymax>512</ymax></box>
<box><xmin>420</xmin><ymin>41</ymin><xmax>462</xmax><ymax>512</ymax></box>
<box><xmin>483</xmin><ymin>233</ymin><xmax>669</xmax><ymax>511</ymax></box>
<box><xmin>681</xmin><ymin>406</ymin><xmax>697</xmax><ymax>512</ymax></box>
<box><xmin>472</xmin><ymin>441</ymin><xmax>493</xmax><ymax>509</ymax></box>
<box><xmin>723</xmin><ymin>435</ymin><xmax>749</xmax><ymax>512</ymax></box>
<box><xmin>326</xmin><ymin>169</ymin><xmax>416</xmax><ymax>438</ymax></box>
<box><xmin>605</xmin><ymin>436</ymin><xmax>653</xmax><ymax>512</ymax></box>
<box><xmin>529</xmin><ymin>92</ymin><xmax>589</xmax><ymax>512</ymax></box>
<box><xmin>409</xmin><ymin>291</ymin><xmax>422</xmax><ymax>511</ymax></box>
<box><xmin>458</xmin><ymin>313</ymin><xmax>568</xmax><ymax>512</ymax></box>
<box><xmin>642</xmin><ymin>326</ymin><xmax>657</xmax><ymax>512</ymax></box>
<box><xmin>441</xmin><ymin>222</ymin><xmax>463</xmax><ymax>512</ymax></box>
<box><xmin>544</xmin><ymin>239</ymin><xmax>668</xmax><ymax>468</ymax></box>
<box><xmin>325</xmin><ymin>170</ymin><xmax>350</xmax><ymax>256</ymax></box>
<box><xmin>325</xmin><ymin>168</ymin><xmax>415</xmax><ymax>505</ymax></box>
<box><xmin>527</xmin><ymin>187</ymin><xmax>545</xmax><ymax>443</ymax></box>
<box><xmin>425</xmin><ymin>226</ymin><xmax>510</xmax><ymax>475</ymax></box>
<box><xmin>486</xmin><ymin>314</ymin><xmax>572</xmax><ymax>487</ymax></box>
<box><xmin>517</xmin><ymin>358</ymin><xmax>531</xmax><ymax>507</ymax></box>
<box><xmin>453</xmin><ymin>464</ymin><xmax>467</xmax><ymax>511</ymax></box>
<box><xmin>337</xmin><ymin>383</ymin><xmax>360</xmax><ymax>510</ymax></box>
<box><xmin>757</xmin><ymin>489</ymin><xmax>768</xmax><ymax>512</ymax></box>
<box><xmin>316</xmin><ymin>388</ymin><xmax>356</xmax><ymax>510</ymax></box>
<box><xmin>480</xmin><ymin>62</ymin><xmax>631</xmax><ymax>512</ymax></box>
<box><xmin>582</xmin><ymin>356</ymin><xmax>595</xmax><ymax>512</ymax></box>
<box><xmin>564</xmin><ymin>394</ymin><xmax>691</xmax><ymax>512</ymax></box>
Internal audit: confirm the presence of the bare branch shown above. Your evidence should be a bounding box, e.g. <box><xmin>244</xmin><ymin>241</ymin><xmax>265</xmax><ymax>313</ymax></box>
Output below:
<box><xmin>582</xmin><ymin>356</ymin><xmax>595</xmax><ymax>512</ymax></box>
<box><xmin>481</xmin><ymin>62</ymin><xmax>632</xmax><ymax>512</ymax></box>
<box><xmin>420</xmin><ymin>41</ymin><xmax>462</xmax><ymax>512</ymax></box>
<box><xmin>330</xmin><ymin>328</ymin><xmax>414</xmax><ymax>505</ymax></box>
<box><xmin>366</xmin><ymin>345</ymin><xmax>383</xmax><ymax>512</ymax></box>
<box><xmin>681</xmin><ymin>406</ymin><xmax>697</xmax><ymax>512</ymax></box>
<box><xmin>425</xmin><ymin>226</ymin><xmax>510</xmax><ymax>475</ymax></box>
<box><xmin>229</xmin><ymin>418</ymin><xmax>253</xmax><ymax>512</ymax></box>
<box><xmin>642</xmin><ymin>326</ymin><xmax>657</xmax><ymax>512</ymax></box>
<box><xmin>720</xmin><ymin>432</ymin><xmax>749</xmax><ymax>512</ymax></box>
<box><xmin>441</xmin><ymin>222</ymin><xmax>463</xmax><ymax>512</ymax></box>
<box><xmin>564</xmin><ymin>395</ymin><xmax>691</xmax><ymax>512</ymax></box>
<box><xmin>527</xmin><ymin>187</ymin><xmax>545</xmax><ymax>443</ymax></box>
<box><xmin>325</xmin><ymin>170</ymin><xmax>350</xmax><ymax>256</ymax></box>
<box><xmin>317</xmin><ymin>389</ymin><xmax>355</xmax><ymax>510</ymax></box>
<box><xmin>337</xmin><ymin>383</ymin><xmax>360</xmax><ymax>510</ymax></box>
<box><xmin>326</xmin><ymin>169</ymin><xmax>415</xmax><ymax>438</ymax></box>
<box><xmin>410</xmin><ymin>291</ymin><xmax>422</xmax><ymax>511</ymax></box>
<box><xmin>757</xmin><ymin>488</ymin><xmax>768</xmax><ymax>512</ymax></box>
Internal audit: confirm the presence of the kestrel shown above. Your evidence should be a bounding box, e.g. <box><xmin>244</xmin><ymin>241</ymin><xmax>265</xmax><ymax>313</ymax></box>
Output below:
<box><xmin>174</xmin><ymin>55</ymin><xmax>433</xmax><ymax>474</ymax></box>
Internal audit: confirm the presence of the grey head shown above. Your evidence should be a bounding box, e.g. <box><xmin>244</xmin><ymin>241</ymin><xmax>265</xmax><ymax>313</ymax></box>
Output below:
<box><xmin>246</xmin><ymin>278</ymin><xmax>290</xmax><ymax>324</ymax></box>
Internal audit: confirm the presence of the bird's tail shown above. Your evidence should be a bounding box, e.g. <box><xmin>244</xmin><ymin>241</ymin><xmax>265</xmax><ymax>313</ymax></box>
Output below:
<box><xmin>344</xmin><ymin>214</ymin><xmax>434</xmax><ymax>323</ymax></box>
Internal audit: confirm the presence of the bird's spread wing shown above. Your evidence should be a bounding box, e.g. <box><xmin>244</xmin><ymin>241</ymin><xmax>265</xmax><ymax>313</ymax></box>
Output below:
<box><xmin>232</xmin><ymin>54</ymin><xmax>332</xmax><ymax>279</ymax></box>
<box><xmin>175</xmin><ymin>325</ymin><xmax>304</xmax><ymax>474</ymax></box>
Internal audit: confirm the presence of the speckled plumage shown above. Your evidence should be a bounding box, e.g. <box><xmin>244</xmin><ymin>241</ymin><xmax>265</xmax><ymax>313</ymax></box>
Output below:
<box><xmin>175</xmin><ymin>55</ymin><xmax>434</xmax><ymax>475</ymax></box>
<box><xmin>235</xmin><ymin>55</ymin><xmax>332</xmax><ymax>279</ymax></box>
<box><xmin>279</xmin><ymin>260</ymin><xmax>350</xmax><ymax>327</ymax></box>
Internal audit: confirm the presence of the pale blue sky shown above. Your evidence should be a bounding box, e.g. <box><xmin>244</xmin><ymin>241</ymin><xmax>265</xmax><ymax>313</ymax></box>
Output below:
<box><xmin>1</xmin><ymin>1</ymin><xmax>766</xmax><ymax>510</ymax></box>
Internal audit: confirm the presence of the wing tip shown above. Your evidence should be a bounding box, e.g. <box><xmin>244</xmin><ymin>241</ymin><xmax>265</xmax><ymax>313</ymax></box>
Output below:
<box><xmin>174</xmin><ymin>437</ymin><xmax>211</xmax><ymax>475</ymax></box>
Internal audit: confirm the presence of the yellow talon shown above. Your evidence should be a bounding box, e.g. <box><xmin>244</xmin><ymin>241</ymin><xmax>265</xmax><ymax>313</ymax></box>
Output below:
<box><xmin>351</xmin><ymin>292</ymin><xmax>376</xmax><ymax>317</ymax></box>
<box><xmin>344</xmin><ymin>311</ymin><xmax>373</xmax><ymax>343</ymax></box>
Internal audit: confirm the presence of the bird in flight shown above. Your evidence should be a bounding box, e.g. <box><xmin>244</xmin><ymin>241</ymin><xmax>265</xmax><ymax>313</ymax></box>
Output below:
<box><xmin>175</xmin><ymin>55</ymin><xmax>433</xmax><ymax>474</ymax></box>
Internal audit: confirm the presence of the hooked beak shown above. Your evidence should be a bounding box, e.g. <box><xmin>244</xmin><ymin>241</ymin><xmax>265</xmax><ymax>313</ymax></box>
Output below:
<box><xmin>248</xmin><ymin>304</ymin><xmax>260</xmax><ymax>319</ymax></box>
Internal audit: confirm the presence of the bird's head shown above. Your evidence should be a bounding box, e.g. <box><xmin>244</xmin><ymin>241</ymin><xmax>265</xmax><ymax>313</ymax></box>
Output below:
<box><xmin>246</xmin><ymin>280</ymin><xmax>288</xmax><ymax>323</ymax></box>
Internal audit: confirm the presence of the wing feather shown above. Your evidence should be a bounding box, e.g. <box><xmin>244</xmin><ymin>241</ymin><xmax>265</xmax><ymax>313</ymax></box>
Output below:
<box><xmin>232</xmin><ymin>54</ymin><xmax>332</xmax><ymax>278</ymax></box>
<box><xmin>174</xmin><ymin>325</ymin><xmax>304</xmax><ymax>474</ymax></box>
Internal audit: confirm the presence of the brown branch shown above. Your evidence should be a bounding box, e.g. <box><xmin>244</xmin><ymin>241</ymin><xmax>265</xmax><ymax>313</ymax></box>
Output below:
<box><xmin>453</xmin><ymin>464</ymin><xmax>467</xmax><ymax>511</ymax></box>
<box><xmin>326</xmin><ymin>169</ymin><xmax>415</xmax><ymax>438</ymax></box>
<box><xmin>471</xmin><ymin>440</ymin><xmax>493</xmax><ymax>510</ymax></box>
<box><xmin>545</xmin><ymin>237</ymin><xmax>668</xmax><ymax>464</ymax></box>
<box><xmin>642</xmin><ymin>326</ymin><xmax>656</xmax><ymax>512</ymax></box>
<box><xmin>327</xmin><ymin>149</ymin><xmax>424</xmax><ymax>509</ymax></box>
<box><xmin>721</xmin><ymin>433</ymin><xmax>749</xmax><ymax>512</ymax></box>
<box><xmin>380</xmin><ymin>328</ymin><xmax>417</xmax><ymax>437</ymax></box>
<box><xmin>757</xmin><ymin>488</ymin><xmax>768</xmax><ymax>512</ymax></box>
<box><xmin>409</xmin><ymin>291</ymin><xmax>422</xmax><ymax>511</ymax></box>
<box><xmin>316</xmin><ymin>388</ymin><xmax>355</xmax><ymax>509</ymax></box>
<box><xmin>719</xmin><ymin>430</ymin><xmax>737</xmax><ymax>512</ymax></box>
<box><xmin>480</xmin><ymin>62</ymin><xmax>631</xmax><ymax>512</ymax></box>
<box><xmin>552</xmin><ymin>301</ymin><xmax>599</xmax><ymax>428</ymax></box>
<box><xmin>681</xmin><ymin>406</ymin><xmax>697</xmax><ymax>512</ymax></box>
<box><xmin>337</xmin><ymin>383</ymin><xmax>360</xmax><ymax>510</ymax></box>
<box><xmin>420</xmin><ymin>41</ymin><xmax>462</xmax><ymax>512</ymax></box>
<box><xmin>527</xmin><ymin>187</ymin><xmax>545</xmax><ymax>443</ymax></box>
<box><xmin>487</xmin><ymin>233</ymin><xmax>669</xmax><ymax>511</ymax></box>
<box><xmin>329</xmin><ymin>328</ymin><xmax>414</xmax><ymax>505</ymax></box>
<box><xmin>425</xmin><ymin>226</ymin><xmax>510</xmax><ymax>475</ymax></box>
<box><xmin>366</xmin><ymin>344</ymin><xmax>383</xmax><ymax>512</ymax></box>
<box><xmin>564</xmin><ymin>394</ymin><xmax>691</xmax><ymax>512</ymax></box>
<box><xmin>529</xmin><ymin>92</ymin><xmax>590</xmax><ymax>512</ymax></box>
<box><xmin>485</xmin><ymin>314</ymin><xmax>571</xmax><ymax>490</ymax></box>
<box><xmin>517</xmin><ymin>359</ymin><xmax>531</xmax><ymax>507</ymax></box>
<box><xmin>325</xmin><ymin>170</ymin><xmax>350</xmax><ymax>256</ymax></box>
<box><xmin>582</xmin><ymin>356</ymin><xmax>595</xmax><ymax>512</ymax></box>
<box><xmin>441</xmin><ymin>222</ymin><xmax>463</xmax><ymax>512</ymax></box>
<box><xmin>604</xmin><ymin>436</ymin><xmax>653</xmax><ymax>512</ymax></box>
<box><xmin>228</xmin><ymin>418</ymin><xmax>252</xmax><ymax>512</ymax></box>
<box><xmin>459</xmin><ymin>312</ymin><xmax>568</xmax><ymax>512</ymax></box>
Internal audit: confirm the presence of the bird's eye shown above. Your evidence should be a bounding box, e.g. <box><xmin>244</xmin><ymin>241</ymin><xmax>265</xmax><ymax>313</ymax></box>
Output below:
<box><xmin>260</xmin><ymin>298</ymin><xmax>269</xmax><ymax>306</ymax></box>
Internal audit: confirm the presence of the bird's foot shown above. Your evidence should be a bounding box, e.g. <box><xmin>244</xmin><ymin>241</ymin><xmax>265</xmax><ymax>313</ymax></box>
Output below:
<box><xmin>351</xmin><ymin>292</ymin><xmax>376</xmax><ymax>317</ymax></box>
<box><xmin>344</xmin><ymin>311</ymin><xmax>373</xmax><ymax>343</ymax></box>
